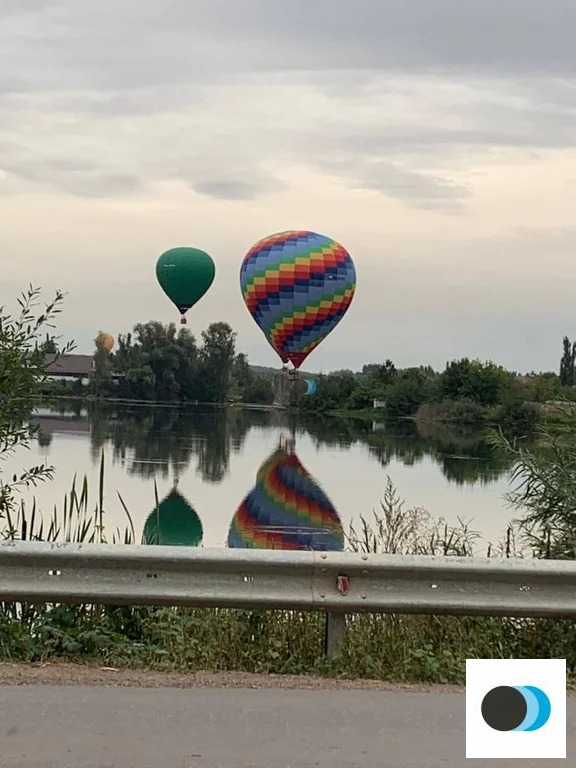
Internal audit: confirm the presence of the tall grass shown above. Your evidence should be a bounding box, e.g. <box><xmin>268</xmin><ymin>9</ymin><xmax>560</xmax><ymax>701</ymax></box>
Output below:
<box><xmin>1</xmin><ymin>451</ymin><xmax>135</xmax><ymax>545</ymax></box>
<box><xmin>0</xmin><ymin>463</ymin><xmax>574</xmax><ymax>684</ymax></box>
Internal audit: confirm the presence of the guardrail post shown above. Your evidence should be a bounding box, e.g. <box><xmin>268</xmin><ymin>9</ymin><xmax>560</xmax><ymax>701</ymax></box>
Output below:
<box><xmin>324</xmin><ymin>612</ymin><xmax>346</xmax><ymax>658</ymax></box>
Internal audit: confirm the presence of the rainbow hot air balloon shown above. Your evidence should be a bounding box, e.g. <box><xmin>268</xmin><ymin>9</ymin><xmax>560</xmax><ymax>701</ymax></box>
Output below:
<box><xmin>239</xmin><ymin>231</ymin><xmax>356</xmax><ymax>370</ymax></box>
<box><xmin>156</xmin><ymin>246</ymin><xmax>215</xmax><ymax>324</ymax></box>
<box><xmin>227</xmin><ymin>439</ymin><xmax>344</xmax><ymax>551</ymax></box>
<box><xmin>142</xmin><ymin>486</ymin><xmax>203</xmax><ymax>546</ymax></box>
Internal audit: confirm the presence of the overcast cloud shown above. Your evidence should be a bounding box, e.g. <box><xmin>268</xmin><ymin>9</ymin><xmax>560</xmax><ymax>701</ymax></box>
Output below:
<box><xmin>1</xmin><ymin>0</ymin><xmax>576</xmax><ymax>373</ymax></box>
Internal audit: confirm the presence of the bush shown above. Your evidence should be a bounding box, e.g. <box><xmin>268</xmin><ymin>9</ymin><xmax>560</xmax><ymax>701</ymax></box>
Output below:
<box><xmin>415</xmin><ymin>398</ymin><xmax>492</xmax><ymax>424</ymax></box>
<box><xmin>385</xmin><ymin>376</ymin><xmax>429</xmax><ymax>419</ymax></box>
<box><xmin>496</xmin><ymin>400</ymin><xmax>540</xmax><ymax>436</ymax></box>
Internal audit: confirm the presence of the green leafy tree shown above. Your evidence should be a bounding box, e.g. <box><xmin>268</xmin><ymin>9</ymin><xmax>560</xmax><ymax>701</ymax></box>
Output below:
<box><xmin>385</xmin><ymin>369</ymin><xmax>431</xmax><ymax>418</ymax></box>
<box><xmin>243</xmin><ymin>376</ymin><xmax>275</xmax><ymax>405</ymax></box>
<box><xmin>362</xmin><ymin>360</ymin><xmax>397</xmax><ymax>388</ymax></box>
<box><xmin>197</xmin><ymin>322</ymin><xmax>237</xmax><ymax>403</ymax></box>
<box><xmin>37</xmin><ymin>333</ymin><xmax>58</xmax><ymax>355</ymax></box>
<box><xmin>91</xmin><ymin>333</ymin><xmax>114</xmax><ymax>398</ymax></box>
<box><xmin>299</xmin><ymin>370</ymin><xmax>357</xmax><ymax>412</ymax></box>
<box><xmin>559</xmin><ymin>336</ymin><xmax>576</xmax><ymax>387</ymax></box>
<box><xmin>231</xmin><ymin>353</ymin><xmax>254</xmax><ymax>400</ymax></box>
<box><xmin>439</xmin><ymin>358</ymin><xmax>513</xmax><ymax>407</ymax></box>
<box><xmin>0</xmin><ymin>286</ymin><xmax>73</xmax><ymax>524</ymax></box>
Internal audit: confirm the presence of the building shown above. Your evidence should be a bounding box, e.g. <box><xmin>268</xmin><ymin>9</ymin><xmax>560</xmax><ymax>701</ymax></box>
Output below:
<box><xmin>44</xmin><ymin>354</ymin><xmax>95</xmax><ymax>380</ymax></box>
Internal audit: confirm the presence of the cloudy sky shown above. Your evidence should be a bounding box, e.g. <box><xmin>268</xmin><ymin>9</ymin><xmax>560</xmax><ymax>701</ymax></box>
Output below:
<box><xmin>2</xmin><ymin>0</ymin><xmax>576</xmax><ymax>373</ymax></box>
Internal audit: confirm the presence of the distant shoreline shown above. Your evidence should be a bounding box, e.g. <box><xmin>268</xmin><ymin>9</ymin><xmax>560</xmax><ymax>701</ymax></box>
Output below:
<box><xmin>43</xmin><ymin>394</ymin><xmax>286</xmax><ymax>411</ymax></box>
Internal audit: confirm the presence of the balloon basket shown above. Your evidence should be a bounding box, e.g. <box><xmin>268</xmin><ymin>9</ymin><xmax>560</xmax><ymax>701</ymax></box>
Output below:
<box><xmin>180</xmin><ymin>317</ymin><xmax>187</xmax><ymax>325</ymax></box>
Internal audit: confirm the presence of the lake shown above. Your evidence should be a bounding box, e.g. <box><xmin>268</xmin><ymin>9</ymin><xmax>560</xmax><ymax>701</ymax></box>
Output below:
<box><xmin>3</xmin><ymin>401</ymin><xmax>518</xmax><ymax>549</ymax></box>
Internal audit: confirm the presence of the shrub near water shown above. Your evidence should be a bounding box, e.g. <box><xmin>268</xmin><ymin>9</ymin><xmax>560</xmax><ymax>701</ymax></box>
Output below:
<box><xmin>3</xmin><ymin>472</ymin><xmax>576</xmax><ymax>684</ymax></box>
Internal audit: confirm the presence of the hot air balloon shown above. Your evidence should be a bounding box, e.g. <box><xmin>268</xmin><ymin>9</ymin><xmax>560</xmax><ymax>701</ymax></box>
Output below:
<box><xmin>227</xmin><ymin>438</ymin><xmax>344</xmax><ymax>551</ymax></box>
<box><xmin>239</xmin><ymin>231</ymin><xmax>356</xmax><ymax>374</ymax></box>
<box><xmin>96</xmin><ymin>331</ymin><xmax>114</xmax><ymax>352</ymax></box>
<box><xmin>142</xmin><ymin>485</ymin><xmax>203</xmax><ymax>546</ymax></box>
<box><xmin>303</xmin><ymin>378</ymin><xmax>317</xmax><ymax>396</ymax></box>
<box><xmin>156</xmin><ymin>246</ymin><xmax>215</xmax><ymax>324</ymax></box>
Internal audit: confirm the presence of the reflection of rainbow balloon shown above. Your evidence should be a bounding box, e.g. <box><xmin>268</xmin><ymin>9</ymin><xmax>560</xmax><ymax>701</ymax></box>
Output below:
<box><xmin>227</xmin><ymin>444</ymin><xmax>343</xmax><ymax>550</ymax></box>
<box><xmin>240</xmin><ymin>231</ymin><xmax>356</xmax><ymax>369</ymax></box>
<box><xmin>142</xmin><ymin>487</ymin><xmax>203</xmax><ymax>546</ymax></box>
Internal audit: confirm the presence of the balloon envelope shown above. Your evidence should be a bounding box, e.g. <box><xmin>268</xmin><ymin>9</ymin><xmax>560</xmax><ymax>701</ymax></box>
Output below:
<box><xmin>239</xmin><ymin>231</ymin><xmax>356</xmax><ymax>369</ymax></box>
<box><xmin>304</xmin><ymin>378</ymin><xmax>317</xmax><ymax>395</ymax></box>
<box><xmin>227</xmin><ymin>444</ymin><xmax>344</xmax><ymax>550</ymax></box>
<box><xmin>96</xmin><ymin>331</ymin><xmax>114</xmax><ymax>352</ymax></box>
<box><xmin>156</xmin><ymin>247</ymin><xmax>215</xmax><ymax>320</ymax></box>
<box><xmin>142</xmin><ymin>487</ymin><xmax>203</xmax><ymax>546</ymax></box>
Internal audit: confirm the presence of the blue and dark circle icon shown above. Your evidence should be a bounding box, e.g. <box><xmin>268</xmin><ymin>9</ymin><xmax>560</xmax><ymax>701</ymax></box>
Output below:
<box><xmin>481</xmin><ymin>686</ymin><xmax>551</xmax><ymax>731</ymax></box>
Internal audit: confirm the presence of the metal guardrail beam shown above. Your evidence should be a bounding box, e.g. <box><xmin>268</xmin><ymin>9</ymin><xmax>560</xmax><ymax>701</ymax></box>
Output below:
<box><xmin>2</xmin><ymin>540</ymin><xmax>576</xmax><ymax>618</ymax></box>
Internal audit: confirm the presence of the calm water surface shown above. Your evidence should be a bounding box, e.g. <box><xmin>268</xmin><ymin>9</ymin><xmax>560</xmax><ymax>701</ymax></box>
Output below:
<box><xmin>5</xmin><ymin>401</ymin><xmax>518</xmax><ymax>548</ymax></box>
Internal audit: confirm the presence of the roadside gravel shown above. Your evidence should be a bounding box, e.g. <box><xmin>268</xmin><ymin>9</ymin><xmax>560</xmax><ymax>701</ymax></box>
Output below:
<box><xmin>0</xmin><ymin>662</ymin><xmax>465</xmax><ymax>692</ymax></box>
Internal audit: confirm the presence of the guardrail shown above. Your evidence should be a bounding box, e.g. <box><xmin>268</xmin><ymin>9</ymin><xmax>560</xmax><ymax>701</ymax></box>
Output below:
<box><xmin>2</xmin><ymin>540</ymin><xmax>576</xmax><ymax>656</ymax></box>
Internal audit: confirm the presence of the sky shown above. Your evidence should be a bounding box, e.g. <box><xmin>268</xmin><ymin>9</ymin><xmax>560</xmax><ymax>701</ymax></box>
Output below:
<box><xmin>2</xmin><ymin>0</ymin><xmax>576</xmax><ymax>374</ymax></box>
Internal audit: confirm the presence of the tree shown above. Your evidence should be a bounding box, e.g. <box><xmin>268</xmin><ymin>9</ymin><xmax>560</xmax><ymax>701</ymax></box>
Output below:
<box><xmin>559</xmin><ymin>336</ymin><xmax>576</xmax><ymax>387</ymax></box>
<box><xmin>385</xmin><ymin>369</ymin><xmax>431</xmax><ymax>418</ymax></box>
<box><xmin>362</xmin><ymin>360</ymin><xmax>397</xmax><ymax>387</ymax></box>
<box><xmin>91</xmin><ymin>333</ymin><xmax>114</xmax><ymax>398</ymax></box>
<box><xmin>230</xmin><ymin>353</ymin><xmax>254</xmax><ymax>400</ymax></box>
<box><xmin>197</xmin><ymin>322</ymin><xmax>237</xmax><ymax>403</ymax></box>
<box><xmin>439</xmin><ymin>358</ymin><xmax>513</xmax><ymax>406</ymax></box>
<box><xmin>37</xmin><ymin>333</ymin><xmax>57</xmax><ymax>355</ymax></box>
<box><xmin>243</xmin><ymin>376</ymin><xmax>275</xmax><ymax>405</ymax></box>
<box><xmin>0</xmin><ymin>286</ymin><xmax>73</xmax><ymax>524</ymax></box>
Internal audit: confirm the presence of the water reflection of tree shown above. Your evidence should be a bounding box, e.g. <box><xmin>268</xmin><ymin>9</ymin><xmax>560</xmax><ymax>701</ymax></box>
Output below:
<box><xmin>301</xmin><ymin>415</ymin><xmax>514</xmax><ymax>486</ymax></box>
<box><xmin>43</xmin><ymin>401</ymin><xmax>514</xmax><ymax>489</ymax></box>
<box><xmin>87</xmin><ymin>403</ymin><xmax>258</xmax><ymax>483</ymax></box>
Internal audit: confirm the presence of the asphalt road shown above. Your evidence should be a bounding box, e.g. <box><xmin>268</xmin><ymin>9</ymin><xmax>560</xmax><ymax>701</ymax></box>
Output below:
<box><xmin>0</xmin><ymin>684</ymin><xmax>571</xmax><ymax>767</ymax></box>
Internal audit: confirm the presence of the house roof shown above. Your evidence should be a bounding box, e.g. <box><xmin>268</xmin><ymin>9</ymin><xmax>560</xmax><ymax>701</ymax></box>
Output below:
<box><xmin>44</xmin><ymin>354</ymin><xmax>95</xmax><ymax>376</ymax></box>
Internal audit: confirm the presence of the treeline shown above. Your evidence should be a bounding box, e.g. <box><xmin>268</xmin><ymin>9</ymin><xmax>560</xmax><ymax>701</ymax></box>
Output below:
<box><xmin>88</xmin><ymin>321</ymin><xmax>275</xmax><ymax>405</ymax></box>
<box><xmin>293</xmin><ymin>356</ymin><xmax>570</xmax><ymax>431</ymax></box>
<box><xmin>43</xmin><ymin>319</ymin><xmax>576</xmax><ymax>427</ymax></box>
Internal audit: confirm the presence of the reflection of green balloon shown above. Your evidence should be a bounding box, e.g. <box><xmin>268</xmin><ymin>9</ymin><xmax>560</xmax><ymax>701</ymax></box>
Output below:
<box><xmin>142</xmin><ymin>487</ymin><xmax>203</xmax><ymax>546</ymax></box>
<box><xmin>156</xmin><ymin>247</ymin><xmax>215</xmax><ymax>324</ymax></box>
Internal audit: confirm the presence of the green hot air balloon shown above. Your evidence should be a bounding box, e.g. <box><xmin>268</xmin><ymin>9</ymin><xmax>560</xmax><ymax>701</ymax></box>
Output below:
<box><xmin>142</xmin><ymin>486</ymin><xmax>203</xmax><ymax>546</ymax></box>
<box><xmin>156</xmin><ymin>246</ymin><xmax>215</xmax><ymax>324</ymax></box>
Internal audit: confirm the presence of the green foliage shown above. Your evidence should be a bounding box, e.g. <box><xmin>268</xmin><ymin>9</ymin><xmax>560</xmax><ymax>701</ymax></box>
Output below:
<box><xmin>295</xmin><ymin>356</ymin><xmax>539</xmax><ymax>433</ymax></box>
<box><xmin>108</xmin><ymin>320</ymin><xmax>236</xmax><ymax>403</ymax></box>
<box><xmin>91</xmin><ymin>333</ymin><xmax>114</xmax><ymax>397</ymax></box>
<box><xmin>298</xmin><ymin>371</ymin><xmax>357</xmax><ymax>412</ymax></box>
<box><xmin>415</xmin><ymin>398</ymin><xmax>493</xmax><ymax>425</ymax></box>
<box><xmin>362</xmin><ymin>360</ymin><xmax>397</xmax><ymax>388</ymax></box>
<box><xmin>489</xmin><ymin>406</ymin><xmax>576</xmax><ymax>559</ymax></box>
<box><xmin>196</xmin><ymin>322</ymin><xmax>237</xmax><ymax>402</ymax></box>
<box><xmin>519</xmin><ymin>372</ymin><xmax>559</xmax><ymax>403</ymax></box>
<box><xmin>229</xmin><ymin>352</ymin><xmax>274</xmax><ymax>404</ymax></box>
<box><xmin>0</xmin><ymin>286</ymin><xmax>74</xmax><ymax>521</ymax></box>
<box><xmin>439</xmin><ymin>358</ymin><xmax>513</xmax><ymax>406</ymax></box>
<box><xmin>384</xmin><ymin>369</ymin><xmax>432</xmax><ymax>419</ymax></box>
<box><xmin>559</xmin><ymin>336</ymin><xmax>576</xmax><ymax>387</ymax></box>
<box><xmin>496</xmin><ymin>399</ymin><xmax>540</xmax><ymax>436</ymax></box>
